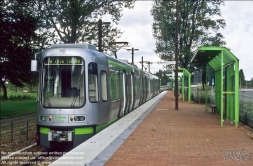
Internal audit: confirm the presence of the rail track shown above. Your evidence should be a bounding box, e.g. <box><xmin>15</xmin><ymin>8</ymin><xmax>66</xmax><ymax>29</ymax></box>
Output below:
<box><xmin>1</xmin><ymin>97</ymin><xmax>253</xmax><ymax>165</ymax></box>
<box><xmin>0</xmin><ymin>113</ymin><xmax>36</xmax><ymax>127</ymax></box>
<box><xmin>1</xmin><ymin>124</ymin><xmax>252</xmax><ymax>165</ymax></box>
<box><xmin>1</xmin><ymin>142</ymin><xmax>73</xmax><ymax>165</ymax></box>
<box><xmin>0</xmin><ymin>113</ymin><xmax>72</xmax><ymax>165</ymax></box>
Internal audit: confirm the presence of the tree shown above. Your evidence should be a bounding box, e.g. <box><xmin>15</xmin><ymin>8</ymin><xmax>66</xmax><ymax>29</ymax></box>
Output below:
<box><xmin>155</xmin><ymin>70</ymin><xmax>170</xmax><ymax>86</ymax></box>
<box><xmin>29</xmin><ymin>0</ymin><xmax>135</xmax><ymax>52</ymax></box>
<box><xmin>239</xmin><ymin>69</ymin><xmax>246</xmax><ymax>87</ymax></box>
<box><xmin>151</xmin><ymin>0</ymin><xmax>226</xmax><ymax>72</ymax></box>
<box><xmin>0</xmin><ymin>1</ymin><xmax>37</xmax><ymax>99</ymax></box>
<box><xmin>250</xmin><ymin>77</ymin><xmax>253</xmax><ymax>89</ymax></box>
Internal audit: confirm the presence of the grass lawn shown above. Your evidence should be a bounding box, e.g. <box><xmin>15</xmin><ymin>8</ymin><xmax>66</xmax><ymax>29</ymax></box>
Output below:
<box><xmin>0</xmin><ymin>100</ymin><xmax>37</xmax><ymax>119</ymax></box>
<box><xmin>5</xmin><ymin>91</ymin><xmax>37</xmax><ymax>98</ymax></box>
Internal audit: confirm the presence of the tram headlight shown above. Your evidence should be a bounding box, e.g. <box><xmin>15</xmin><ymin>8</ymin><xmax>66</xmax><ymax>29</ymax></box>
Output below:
<box><xmin>40</xmin><ymin>115</ymin><xmax>52</xmax><ymax>121</ymax></box>
<box><xmin>70</xmin><ymin>116</ymin><xmax>74</xmax><ymax>121</ymax></box>
<box><xmin>74</xmin><ymin>116</ymin><xmax>79</xmax><ymax>121</ymax></box>
<box><xmin>41</xmin><ymin>116</ymin><xmax>48</xmax><ymax>121</ymax></box>
<box><xmin>71</xmin><ymin>116</ymin><xmax>85</xmax><ymax>121</ymax></box>
<box><xmin>79</xmin><ymin>116</ymin><xmax>85</xmax><ymax>121</ymax></box>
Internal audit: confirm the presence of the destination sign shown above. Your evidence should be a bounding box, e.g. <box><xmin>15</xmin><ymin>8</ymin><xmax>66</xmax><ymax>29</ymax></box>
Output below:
<box><xmin>53</xmin><ymin>115</ymin><xmax>68</xmax><ymax>123</ymax></box>
<box><xmin>45</xmin><ymin>57</ymin><xmax>83</xmax><ymax>65</ymax></box>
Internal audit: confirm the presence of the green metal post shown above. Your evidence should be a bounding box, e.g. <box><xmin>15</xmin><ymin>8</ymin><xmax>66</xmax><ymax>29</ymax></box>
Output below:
<box><xmin>215</xmin><ymin>70</ymin><xmax>220</xmax><ymax>113</ymax></box>
<box><xmin>226</xmin><ymin>65</ymin><xmax>232</xmax><ymax>120</ymax></box>
<box><xmin>215</xmin><ymin>71</ymin><xmax>218</xmax><ymax>111</ymax></box>
<box><xmin>226</xmin><ymin>66</ymin><xmax>229</xmax><ymax>120</ymax></box>
<box><xmin>188</xmin><ymin>74</ymin><xmax>191</xmax><ymax>102</ymax></box>
<box><xmin>221</xmin><ymin>51</ymin><xmax>224</xmax><ymax>127</ymax></box>
<box><xmin>205</xmin><ymin>65</ymin><xmax>208</xmax><ymax>111</ymax></box>
<box><xmin>231</xmin><ymin>74</ymin><xmax>235</xmax><ymax>121</ymax></box>
<box><xmin>234</xmin><ymin>61</ymin><xmax>239</xmax><ymax>126</ymax></box>
<box><xmin>182</xmin><ymin>75</ymin><xmax>184</xmax><ymax>101</ymax></box>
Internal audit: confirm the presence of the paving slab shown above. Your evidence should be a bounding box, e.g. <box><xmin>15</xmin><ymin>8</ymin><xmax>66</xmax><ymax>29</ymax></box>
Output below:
<box><xmin>50</xmin><ymin>91</ymin><xmax>167</xmax><ymax>166</ymax></box>
<box><xmin>104</xmin><ymin>91</ymin><xmax>253</xmax><ymax>166</ymax></box>
<box><xmin>50</xmin><ymin>91</ymin><xmax>253</xmax><ymax>166</ymax></box>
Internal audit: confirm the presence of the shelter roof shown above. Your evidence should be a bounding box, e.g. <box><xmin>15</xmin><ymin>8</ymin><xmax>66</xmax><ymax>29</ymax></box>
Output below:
<box><xmin>191</xmin><ymin>46</ymin><xmax>239</xmax><ymax>70</ymax></box>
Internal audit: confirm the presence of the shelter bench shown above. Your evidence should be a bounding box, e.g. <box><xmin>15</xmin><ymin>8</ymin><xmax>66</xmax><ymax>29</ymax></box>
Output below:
<box><xmin>210</xmin><ymin>104</ymin><xmax>217</xmax><ymax>114</ymax></box>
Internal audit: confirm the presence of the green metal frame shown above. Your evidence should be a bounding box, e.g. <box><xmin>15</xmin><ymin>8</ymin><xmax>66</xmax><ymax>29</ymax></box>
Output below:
<box><xmin>191</xmin><ymin>46</ymin><xmax>239</xmax><ymax>127</ymax></box>
<box><xmin>174</xmin><ymin>68</ymin><xmax>191</xmax><ymax>102</ymax></box>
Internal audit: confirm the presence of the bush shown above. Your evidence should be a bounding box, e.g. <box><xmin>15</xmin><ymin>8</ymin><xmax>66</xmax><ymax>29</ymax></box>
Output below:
<box><xmin>0</xmin><ymin>94</ymin><xmax>36</xmax><ymax>101</ymax></box>
<box><xmin>20</xmin><ymin>129</ymin><xmax>27</xmax><ymax>135</ymax></box>
<box><xmin>191</xmin><ymin>92</ymin><xmax>210</xmax><ymax>104</ymax></box>
<box><xmin>191</xmin><ymin>94</ymin><xmax>195</xmax><ymax>101</ymax></box>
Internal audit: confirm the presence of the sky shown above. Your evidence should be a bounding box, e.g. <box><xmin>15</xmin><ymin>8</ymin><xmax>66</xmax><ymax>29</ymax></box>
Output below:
<box><xmin>103</xmin><ymin>0</ymin><xmax>253</xmax><ymax>80</ymax></box>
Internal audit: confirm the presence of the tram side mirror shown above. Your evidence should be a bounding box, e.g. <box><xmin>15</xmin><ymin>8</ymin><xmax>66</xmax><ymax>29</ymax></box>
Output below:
<box><xmin>31</xmin><ymin>52</ymin><xmax>40</xmax><ymax>72</ymax></box>
<box><xmin>31</xmin><ymin>60</ymin><xmax>37</xmax><ymax>72</ymax></box>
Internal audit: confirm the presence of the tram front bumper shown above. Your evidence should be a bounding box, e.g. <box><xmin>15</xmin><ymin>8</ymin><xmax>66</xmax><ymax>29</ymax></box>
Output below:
<box><xmin>37</xmin><ymin>126</ymin><xmax>95</xmax><ymax>148</ymax></box>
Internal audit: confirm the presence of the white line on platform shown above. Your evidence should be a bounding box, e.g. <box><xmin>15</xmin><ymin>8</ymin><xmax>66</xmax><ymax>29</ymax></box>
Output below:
<box><xmin>0</xmin><ymin>143</ymin><xmax>37</xmax><ymax>161</ymax></box>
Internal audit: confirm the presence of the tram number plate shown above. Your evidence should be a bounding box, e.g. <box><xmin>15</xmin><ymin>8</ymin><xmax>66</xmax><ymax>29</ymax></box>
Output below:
<box><xmin>53</xmin><ymin>115</ymin><xmax>68</xmax><ymax>122</ymax></box>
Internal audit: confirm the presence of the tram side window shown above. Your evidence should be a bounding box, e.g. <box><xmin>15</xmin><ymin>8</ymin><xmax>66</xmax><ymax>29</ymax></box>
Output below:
<box><xmin>148</xmin><ymin>79</ymin><xmax>150</xmax><ymax>94</ymax></box>
<box><xmin>110</xmin><ymin>71</ymin><xmax>116</xmax><ymax>101</ymax></box>
<box><xmin>88</xmin><ymin>63</ymin><xmax>98</xmax><ymax>102</ymax></box>
<box><xmin>101</xmin><ymin>70</ymin><xmax>108</xmax><ymax>101</ymax></box>
<box><xmin>135</xmin><ymin>76</ymin><xmax>139</xmax><ymax>95</ymax></box>
<box><xmin>119</xmin><ymin>72</ymin><xmax>123</xmax><ymax>99</ymax></box>
<box><xmin>115</xmin><ymin>71</ymin><xmax>120</xmax><ymax>99</ymax></box>
<box><xmin>140</xmin><ymin>76</ymin><xmax>143</xmax><ymax>93</ymax></box>
<box><xmin>127</xmin><ymin>74</ymin><xmax>131</xmax><ymax>97</ymax></box>
<box><xmin>151</xmin><ymin>80</ymin><xmax>154</xmax><ymax>93</ymax></box>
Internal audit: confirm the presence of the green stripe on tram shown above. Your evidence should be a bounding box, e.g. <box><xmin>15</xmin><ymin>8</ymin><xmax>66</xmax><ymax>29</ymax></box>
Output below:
<box><xmin>40</xmin><ymin>127</ymin><xmax>49</xmax><ymax>134</ymax></box>
<box><xmin>74</xmin><ymin>127</ymin><xmax>94</xmax><ymax>135</ymax></box>
<box><xmin>96</xmin><ymin>118</ymin><xmax>119</xmax><ymax>133</ymax></box>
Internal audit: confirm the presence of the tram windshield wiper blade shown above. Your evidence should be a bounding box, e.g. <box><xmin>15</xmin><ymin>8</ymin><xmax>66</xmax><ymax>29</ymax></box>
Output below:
<box><xmin>43</xmin><ymin>89</ymin><xmax>51</xmax><ymax>107</ymax></box>
<box><xmin>71</xmin><ymin>96</ymin><xmax>77</xmax><ymax>107</ymax></box>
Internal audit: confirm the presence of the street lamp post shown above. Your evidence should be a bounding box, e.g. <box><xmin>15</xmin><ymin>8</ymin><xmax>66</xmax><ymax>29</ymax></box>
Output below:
<box><xmin>126</xmin><ymin>47</ymin><xmax>139</xmax><ymax>65</ymax></box>
<box><xmin>141</xmin><ymin>56</ymin><xmax>143</xmax><ymax>70</ymax></box>
<box><xmin>98</xmin><ymin>19</ymin><xmax>110</xmax><ymax>52</ymax></box>
<box><xmin>142</xmin><ymin>61</ymin><xmax>153</xmax><ymax>73</ymax></box>
<box><xmin>174</xmin><ymin>0</ymin><xmax>179</xmax><ymax>110</ymax></box>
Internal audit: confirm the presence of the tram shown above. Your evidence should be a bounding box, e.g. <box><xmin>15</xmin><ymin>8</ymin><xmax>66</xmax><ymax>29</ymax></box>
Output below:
<box><xmin>31</xmin><ymin>43</ymin><xmax>160</xmax><ymax>149</ymax></box>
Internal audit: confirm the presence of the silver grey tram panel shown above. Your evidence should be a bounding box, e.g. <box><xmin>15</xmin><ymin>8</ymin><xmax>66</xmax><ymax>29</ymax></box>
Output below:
<box><xmin>31</xmin><ymin>43</ymin><xmax>160</xmax><ymax>149</ymax></box>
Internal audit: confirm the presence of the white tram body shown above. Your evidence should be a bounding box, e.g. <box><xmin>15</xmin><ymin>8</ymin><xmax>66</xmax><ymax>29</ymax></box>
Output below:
<box><xmin>31</xmin><ymin>44</ymin><xmax>160</xmax><ymax>148</ymax></box>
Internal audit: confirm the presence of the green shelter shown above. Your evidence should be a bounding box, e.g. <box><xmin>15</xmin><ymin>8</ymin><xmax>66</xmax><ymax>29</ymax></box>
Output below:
<box><xmin>174</xmin><ymin>68</ymin><xmax>191</xmax><ymax>102</ymax></box>
<box><xmin>191</xmin><ymin>46</ymin><xmax>239</xmax><ymax>127</ymax></box>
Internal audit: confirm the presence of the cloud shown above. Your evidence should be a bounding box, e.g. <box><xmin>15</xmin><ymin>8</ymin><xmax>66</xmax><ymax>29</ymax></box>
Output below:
<box><xmin>113</xmin><ymin>1</ymin><xmax>159</xmax><ymax>71</ymax></box>
<box><xmin>105</xmin><ymin>1</ymin><xmax>253</xmax><ymax>80</ymax></box>
<box><xmin>220</xmin><ymin>1</ymin><xmax>253</xmax><ymax>80</ymax></box>
<box><xmin>118</xmin><ymin>1</ymin><xmax>154</xmax><ymax>28</ymax></box>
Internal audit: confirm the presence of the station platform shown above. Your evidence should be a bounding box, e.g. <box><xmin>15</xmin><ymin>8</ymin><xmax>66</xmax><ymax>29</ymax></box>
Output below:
<box><xmin>50</xmin><ymin>91</ymin><xmax>253</xmax><ymax>166</ymax></box>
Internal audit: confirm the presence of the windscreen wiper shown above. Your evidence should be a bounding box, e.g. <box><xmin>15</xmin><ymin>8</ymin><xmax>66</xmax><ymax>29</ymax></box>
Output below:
<box><xmin>43</xmin><ymin>90</ymin><xmax>51</xmax><ymax>107</ymax></box>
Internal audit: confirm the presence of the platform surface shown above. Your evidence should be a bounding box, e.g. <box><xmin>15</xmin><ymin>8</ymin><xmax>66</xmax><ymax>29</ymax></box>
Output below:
<box><xmin>51</xmin><ymin>91</ymin><xmax>253</xmax><ymax>166</ymax></box>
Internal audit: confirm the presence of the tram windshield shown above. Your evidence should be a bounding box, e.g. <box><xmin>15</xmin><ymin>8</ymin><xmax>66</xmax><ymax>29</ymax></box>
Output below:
<box><xmin>42</xmin><ymin>57</ymin><xmax>85</xmax><ymax>108</ymax></box>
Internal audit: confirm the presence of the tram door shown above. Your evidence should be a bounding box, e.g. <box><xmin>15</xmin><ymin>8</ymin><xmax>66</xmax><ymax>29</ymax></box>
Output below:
<box><xmin>142</xmin><ymin>76</ymin><xmax>147</xmax><ymax>103</ymax></box>
<box><xmin>130</xmin><ymin>72</ymin><xmax>135</xmax><ymax>111</ymax></box>
<box><xmin>128</xmin><ymin>72</ymin><xmax>134</xmax><ymax>112</ymax></box>
<box><xmin>120</xmin><ymin>71</ymin><xmax>127</xmax><ymax>116</ymax></box>
<box><xmin>125</xmin><ymin>72</ymin><xmax>131</xmax><ymax>114</ymax></box>
<box><xmin>117</xmin><ymin>70</ymin><xmax>123</xmax><ymax>117</ymax></box>
<box><xmin>140</xmin><ymin>76</ymin><xmax>144</xmax><ymax>105</ymax></box>
<box><xmin>144</xmin><ymin>76</ymin><xmax>148</xmax><ymax>102</ymax></box>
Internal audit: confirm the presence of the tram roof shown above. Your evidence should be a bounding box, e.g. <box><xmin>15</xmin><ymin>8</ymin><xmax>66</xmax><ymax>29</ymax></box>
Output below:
<box><xmin>191</xmin><ymin>46</ymin><xmax>239</xmax><ymax>70</ymax></box>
